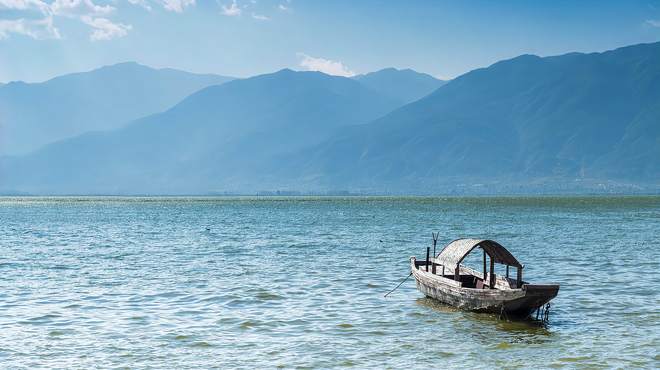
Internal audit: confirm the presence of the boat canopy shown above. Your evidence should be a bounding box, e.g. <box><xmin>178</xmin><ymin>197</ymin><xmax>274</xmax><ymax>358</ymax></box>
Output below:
<box><xmin>436</xmin><ymin>238</ymin><xmax>522</xmax><ymax>270</ymax></box>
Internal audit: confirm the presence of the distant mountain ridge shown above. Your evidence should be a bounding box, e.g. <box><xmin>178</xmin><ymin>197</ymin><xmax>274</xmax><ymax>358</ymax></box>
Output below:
<box><xmin>2</xmin><ymin>42</ymin><xmax>659</xmax><ymax>195</ymax></box>
<box><xmin>0</xmin><ymin>62</ymin><xmax>234</xmax><ymax>155</ymax></box>
<box><xmin>353</xmin><ymin>68</ymin><xmax>446</xmax><ymax>104</ymax></box>
<box><xmin>285</xmin><ymin>42</ymin><xmax>660</xmax><ymax>192</ymax></box>
<box><xmin>1</xmin><ymin>69</ymin><xmax>402</xmax><ymax>194</ymax></box>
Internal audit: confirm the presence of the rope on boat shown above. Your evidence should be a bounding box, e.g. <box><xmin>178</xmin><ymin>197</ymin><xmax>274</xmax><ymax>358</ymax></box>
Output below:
<box><xmin>384</xmin><ymin>272</ymin><xmax>413</xmax><ymax>298</ymax></box>
<box><xmin>499</xmin><ymin>304</ymin><xmax>509</xmax><ymax>321</ymax></box>
<box><xmin>535</xmin><ymin>302</ymin><xmax>552</xmax><ymax>323</ymax></box>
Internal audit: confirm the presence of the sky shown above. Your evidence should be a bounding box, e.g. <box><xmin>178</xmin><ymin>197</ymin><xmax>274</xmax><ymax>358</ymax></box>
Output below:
<box><xmin>1</xmin><ymin>0</ymin><xmax>660</xmax><ymax>83</ymax></box>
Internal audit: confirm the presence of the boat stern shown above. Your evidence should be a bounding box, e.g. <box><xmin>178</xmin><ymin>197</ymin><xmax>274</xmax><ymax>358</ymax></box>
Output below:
<box><xmin>505</xmin><ymin>283</ymin><xmax>560</xmax><ymax>317</ymax></box>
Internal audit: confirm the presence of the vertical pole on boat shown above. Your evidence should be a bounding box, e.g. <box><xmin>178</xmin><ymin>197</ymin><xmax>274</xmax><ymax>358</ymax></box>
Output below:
<box><xmin>431</xmin><ymin>233</ymin><xmax>438</xmax><ymax>274</ymax></box>
<box><xmin>425</xmin><ymin>247</ymin><xmax>430</xmax><ymax>272</ymax></box>
<box><xmin>517</xmin><ymin>266</ymin><xmax>523</xmax><ymax>288</ymax></box>
<box><xmin>482</xmin><ymin>249</ymin><xmax>487</xmax><ymax>281</ymax></box>
<box><xmin>489</xmin><ymin>254</ymin><xmax>495</xmax><ymax>288</ymax></box>
<box><xmin>506</xmin><ymin>265</ymin><xmax>509</xmax><ymax>278</ymax></box>
<box><xmin>432</xmin><ymin>232</ymin><xmax>438</xmax><ymax>257</ymax></box>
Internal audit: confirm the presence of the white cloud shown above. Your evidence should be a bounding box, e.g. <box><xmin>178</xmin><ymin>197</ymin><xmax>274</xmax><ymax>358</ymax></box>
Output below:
<box><xmin>645</xmin><ymin>19</ymin><xmax>660</xmax><ymax>28</ymax></box>
<box><xmin>277</xmin><ymin>0</ymin><xmax>291</xmax><ymax>12</ymax></box>
<box><xmin>0</xmin><ymin>0</ymin><xmax>198</xmax><ymax>42</ymax></box>
<box><xmin>81</xmin><ymin>15</ymin><xmax>130</xmax><ymax>41</ymax></box>
<box><xmin>0</xmin><ymin>15</ymin><xmax>60</xmax><ymax>39</ymax></box>
<box><xmin>0</xmin><ymin>0</ymin><xmax>114</xmax><ymax>15</ymax></box>
<box><xmin>0</xmin><ymin>1</ymin><xmax>59</xmax><ymax>40</ymax></box>
<box><xmin>221</xmin><ymin>0</ymin><xmax>240</xmax><ymax>16</ymax></box>
<box><xmin>0</xmin><ymin>0</ymin><xmax>48</xmax><ymax>11</ymax></box>
<box><xmin>0</xmin><ymin>19</ymin><xmax>30</xmax><ymax>39</ymax></box>
<box><xmin>159</xmin><ymin>0</ymin><xmax>194</xmax><ymax>13</ymax></box>
<box><xmin>251</xmin><ymin>12</ymin><xmax>268</xmax><ymax>20</ymax></box>
<box><xmin>50</xmin><ymin>0</ymin><xmax>114</xmax><ymax>17</ymax></box>
<box><xmin>127</xmin><ymin>0</ymin><xmax>152</xmax><ymax>11</ymax></box>
<box><xmin>0</xmin><ymin>0</ymin><xmax>140</xmax><ymax>41</ymax></box>
<box><xmin>297</xmin><ymin>52</ymin><xmax>355</xmax><ymax>77</ymax></box>
<box><xmin>125</xmin><ymin>0</ymin><xmax>194</xmax><ymax>12</ymax></box>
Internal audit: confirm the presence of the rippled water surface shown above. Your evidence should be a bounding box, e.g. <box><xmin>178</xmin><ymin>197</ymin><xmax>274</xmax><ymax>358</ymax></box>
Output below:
<box><xmin>0</xmin><ymin>196</ymin><xmax>658</xmax><ymax>368</ymax></box>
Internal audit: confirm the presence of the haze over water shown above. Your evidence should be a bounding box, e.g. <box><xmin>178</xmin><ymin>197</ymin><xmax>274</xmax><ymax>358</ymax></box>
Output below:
<box><xmin>1</xmin><ymin>196</ymin><xmax>658</xmax><ymax>368</ymax></box>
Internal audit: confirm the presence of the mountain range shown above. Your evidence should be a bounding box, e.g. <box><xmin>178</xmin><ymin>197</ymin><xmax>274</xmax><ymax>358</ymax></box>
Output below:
<box><xmin>0</xmin><ymin>69</ymin><xmax>405</xmax><ymax>194</ymax></box>
<box><xmin>0</xmin><ymin>62</ymin><xmax>234</xmax><ymax>155</ymax></box>
<box><xmin>288</xmin><ymin>42</ymin><xmax>660</xmax><ymax>192</ymax></box>
<box><xmin>352</xmin><ymin>68</ymin><xmax>446</xmax><ymax>104</ymax></box>
<box><xmin>1</xmin><ymin>42</ymin><xmax>659</xmax><ymax>194</ymax></box>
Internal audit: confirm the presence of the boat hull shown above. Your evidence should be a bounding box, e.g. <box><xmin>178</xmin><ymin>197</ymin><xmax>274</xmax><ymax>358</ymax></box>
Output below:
<box><xmin>411</xmin><ymin>258</ymin><xmax>558</xmax><ymax>318</ymax></box>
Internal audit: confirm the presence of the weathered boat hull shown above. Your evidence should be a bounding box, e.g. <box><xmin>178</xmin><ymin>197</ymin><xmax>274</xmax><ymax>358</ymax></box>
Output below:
<box><xmin>411</xmin><ymin>258</ymin><xmax>558</xmax><ymax>318</ymax></box>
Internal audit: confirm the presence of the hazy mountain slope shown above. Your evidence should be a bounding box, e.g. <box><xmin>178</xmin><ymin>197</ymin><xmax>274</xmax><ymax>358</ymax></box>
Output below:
<box><xmin>290</xmin><ymin>42</ymin><xmax>660</xmax><ymax>191</ymax></box>
<box><xmin>4</xmin><ymin>43</ymin><xmax>659</xmax><ymax>195</ymax></box>
<box><xmin>353</xmin><ymin>68</ymin><xmax>446</xmax><ymax>104</ymax></box>
<box><xmin>1</xmin><ymin>69</ymin><xmax>401</xmax><ymax>194</ymax></box>
<box><xmin>0</xmin><ymin>62</ymin><xmax>234</xmax><ymax>155</ymax></box>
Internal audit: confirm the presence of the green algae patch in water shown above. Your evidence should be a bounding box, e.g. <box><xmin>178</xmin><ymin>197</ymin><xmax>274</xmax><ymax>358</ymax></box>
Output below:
<box><xmin>494</xmin><ymin>342</ymin><xmax>512</xmax><ymax>350</ymax></box>
<box><xmin>558</xmin><ymin>356</ymin><xmax>594</xmax><ymax>363</ymax></box>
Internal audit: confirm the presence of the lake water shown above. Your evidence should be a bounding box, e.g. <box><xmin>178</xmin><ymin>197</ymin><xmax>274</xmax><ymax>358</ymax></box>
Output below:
<box><xmin>0</xmin><ymin>196</ymin><xmax>658</xmax><ymax>369</ymax></box>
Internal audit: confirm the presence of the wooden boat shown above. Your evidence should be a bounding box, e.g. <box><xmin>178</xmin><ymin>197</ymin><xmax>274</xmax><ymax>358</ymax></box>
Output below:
<box><xmin>411</xmin><ymin>238</ymin><xmax>559</xmax><ymax>318</ymax></box>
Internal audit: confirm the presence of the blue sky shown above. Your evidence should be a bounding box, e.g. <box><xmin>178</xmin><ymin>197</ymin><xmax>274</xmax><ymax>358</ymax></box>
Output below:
<box><xmin>1</xmin><ymin>0</ymin><xmax>660</xmax><ymax>82</ymax></box>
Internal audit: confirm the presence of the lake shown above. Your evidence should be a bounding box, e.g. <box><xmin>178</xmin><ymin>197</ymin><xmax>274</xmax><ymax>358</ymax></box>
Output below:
<box><xmin>0</xmin><ymin>196</ymin><xmax>658</xmax><ymax>368</ymax></box>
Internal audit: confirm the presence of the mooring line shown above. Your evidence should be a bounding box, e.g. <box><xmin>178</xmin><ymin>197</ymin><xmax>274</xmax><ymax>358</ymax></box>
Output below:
<box><xmin>384</xmin><ymin>272</ymin><xmax>413</xmax><ymax>298</ymax></box>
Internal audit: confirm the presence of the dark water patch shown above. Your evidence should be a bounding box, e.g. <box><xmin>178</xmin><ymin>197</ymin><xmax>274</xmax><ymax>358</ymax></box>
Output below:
<box><xmin>215</xmin><ymin>316</ymin><xmax>242</xmax><ymax>325</ymax></box>
<box><xmin>47</xmin><ymin>329</ymin><xmax>73</xmax><ymax>337</ymax></box>
<box><xmin>224</xmin><ymin>298</ymin><xmax>254</xmax><ymax>308</ymax></box>
<box><xmin>255</xmin><ymin>290</ymin><xmax>283</xmax><ymax>301</ymax></box>
<box><xmin>21</xmin><ymin>314</ymin><xmax>62</xmax><ymax>325</ymax></box>
<box><xmin>174</xmin><ymin>309</ymin><xmax>206</xmax><ymax>316</ymax></box>
<box><xmin>127</xmin><ymin>315</ymin><xmax>149</xmax><ymax>322</ymax></box>
<box><xmin>197</xmin><ymin>295</ymin><xmax>225</xmax><ymax>304</ymax></box>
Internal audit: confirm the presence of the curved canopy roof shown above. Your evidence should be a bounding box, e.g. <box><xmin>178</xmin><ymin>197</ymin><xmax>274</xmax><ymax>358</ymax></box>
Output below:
<box><xmin>435</xmin><ymin>239</ymin><xmax>522</xmax><ymax>269</ymax></box>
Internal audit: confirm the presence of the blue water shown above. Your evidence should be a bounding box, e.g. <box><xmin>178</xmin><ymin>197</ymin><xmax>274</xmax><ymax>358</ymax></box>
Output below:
<box><xmin>0</xmin><ymin>197</ymin><xmax>658</xmax><ymax>368</ymax></box>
